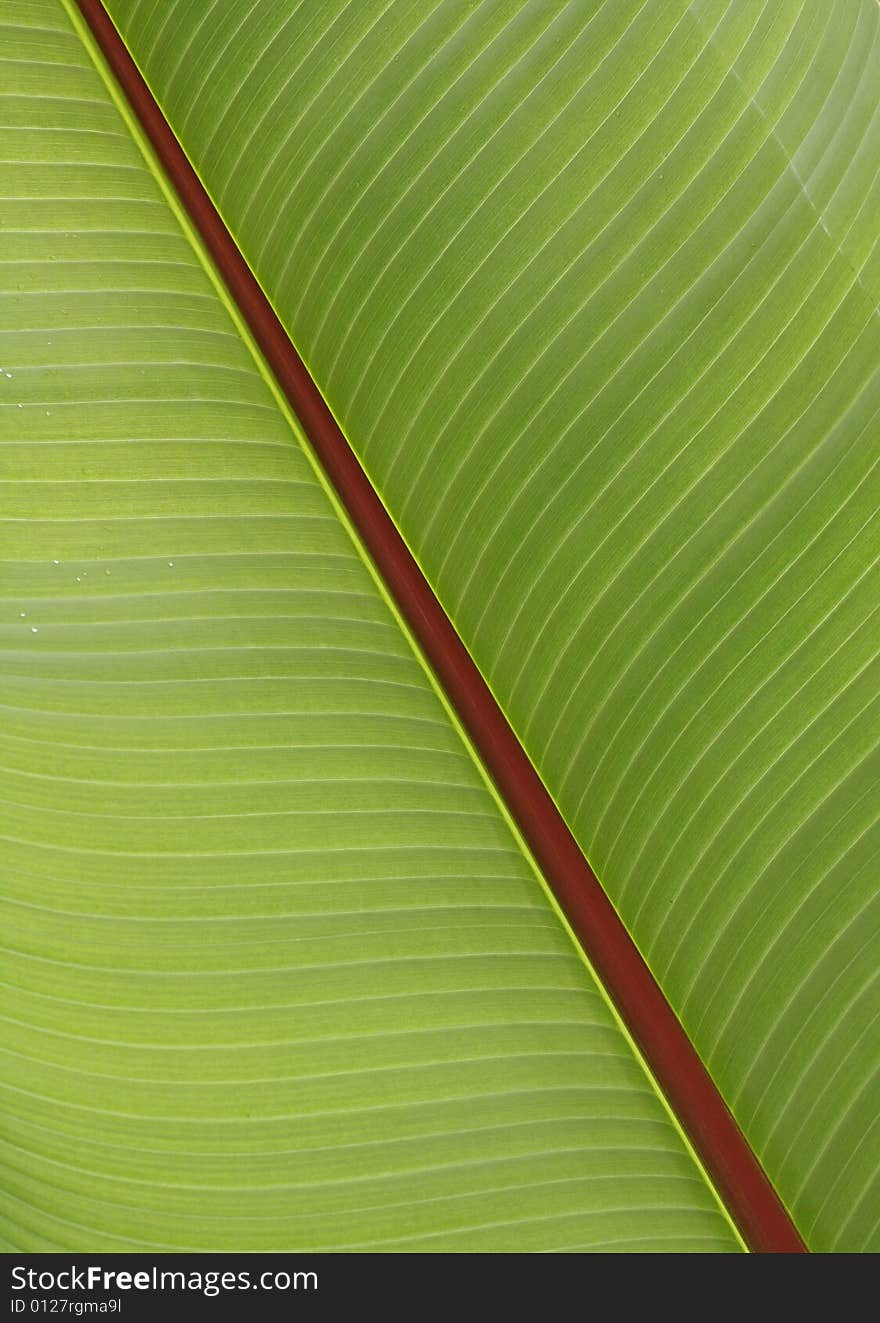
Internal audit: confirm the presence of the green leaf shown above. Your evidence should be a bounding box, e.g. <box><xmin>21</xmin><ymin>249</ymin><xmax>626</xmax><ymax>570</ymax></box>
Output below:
<box><xmin>0</xmin><ymin>0</ymin><xmax>739</xmax><ymax>1252</ymax></box>
<box><xmin>104</xmin><ymin>0</ymin><xmax>880</xmax><ymax>1249</ymax></box>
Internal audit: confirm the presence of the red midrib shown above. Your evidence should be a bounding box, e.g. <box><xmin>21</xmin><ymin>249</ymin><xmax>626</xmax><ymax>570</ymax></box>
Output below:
<box><xmin>73</xmin><ymin>0</ymin><xmax>806</xmax><ymax>1254</ymax></box>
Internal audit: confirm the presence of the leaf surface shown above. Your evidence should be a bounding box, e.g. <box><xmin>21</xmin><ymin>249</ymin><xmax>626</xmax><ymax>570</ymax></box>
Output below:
<box><xmin>0</xmin><ymin>0</ymin><xmax>739</xmax><ymax>1252</ymax></box>
<box><xmin>104</xmin><ymin>0</ymin><xmax>880</xmax><ymax>1249</ymax></box>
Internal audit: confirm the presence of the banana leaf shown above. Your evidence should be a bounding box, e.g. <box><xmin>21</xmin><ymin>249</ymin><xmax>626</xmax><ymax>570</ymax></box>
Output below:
<box><xmin>102</xmin><ymin>0</ymin><xmax>880</xmax><ymax>1252</ymax></box>
<box><xmin>0</xmin><ymin>0</ymin><xmax>739</xmax><ymax>1252</ymax></box>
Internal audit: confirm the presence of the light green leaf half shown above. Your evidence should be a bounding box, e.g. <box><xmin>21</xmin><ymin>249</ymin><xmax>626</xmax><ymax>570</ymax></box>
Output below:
<box><xmin>105</xmin><ymin>0</ymin><xmax>880</xmax><ymax>1250</ymax></box>
<box><xmin>0</xmin><ymin>0</ymin><xmax>739</xmax><ymax>1252</ymax></box>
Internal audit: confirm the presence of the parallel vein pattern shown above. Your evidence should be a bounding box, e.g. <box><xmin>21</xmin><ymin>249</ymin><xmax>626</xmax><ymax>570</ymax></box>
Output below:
<box><xmin>0</xmin><ymin>0</ymin><xmax>738</xmax><ymax>1252</ymax></box>
<box><xmin>105</xmin><ymin>0</ymin><xmax>880</xmax><ymax>1249</ymax></box>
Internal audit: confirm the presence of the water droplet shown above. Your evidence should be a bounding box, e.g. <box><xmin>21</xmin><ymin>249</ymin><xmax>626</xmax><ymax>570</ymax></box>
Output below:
<box><xmin>5</xmin><ymin>372</ymin><xmax>12</xmax><ymax>379</ymax></box>
<box><xmin>17</xmin><ymin>403</ymin><xmax>22</xmax><ymax>408</ymax></box>
<box><xmin>19</xmin><ymin>612</ymin><xmax>26</xmax><ymax>618</ymax></box>
<box><xmin>75</xmin><ymin>576</ymin><xmax>81</xmax><ymax>582</ymax></box>
<box><xmin>53</xmin><ymin>560</ymin><xmax>60</xmax><ymax>565</ymax></box>
<box><xmin>30</xmin><ymin>627</ymin><xmax>38</xmax><ymax>634</ymax></box>
<box><xmin>167</xmin><ymin>561</ymin><xmax>174</xmax><ymax>568</ymax></box>
<box><xmin>104</xmin><ymin>569</ymin><xmax>111</xmax><ymax>576</ymax></box>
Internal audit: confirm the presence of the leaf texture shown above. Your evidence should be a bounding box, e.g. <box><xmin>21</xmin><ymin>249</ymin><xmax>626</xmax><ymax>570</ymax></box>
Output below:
<box><xmin>103</xmin><ymin>0</ymin><xmax>880</xmax><ymax>1250</ymax></box>
<box><xmin>0</xmin><ymin>0</ymin><xmax>740</xmax><ymax>1252</ymax></box>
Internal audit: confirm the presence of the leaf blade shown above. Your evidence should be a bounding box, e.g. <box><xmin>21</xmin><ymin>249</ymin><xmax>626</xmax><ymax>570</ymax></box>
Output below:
<box><xmin>0</xmin><ymin>0</ymin><xmax>739</xmax><ymax>1252</ymax></box>
<box><xmin>103</xmin><ymin>0</ymin><xmax>880</xmax><ymax>1249</ymax></box>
